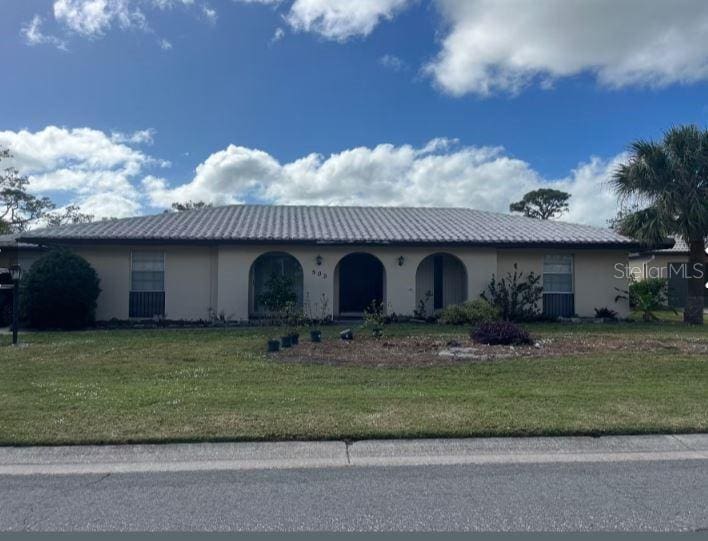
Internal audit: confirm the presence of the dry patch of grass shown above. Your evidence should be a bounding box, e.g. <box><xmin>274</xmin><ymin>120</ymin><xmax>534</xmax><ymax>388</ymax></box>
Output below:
<box><xmin>277</xmin><ymin>332</ymin><xmax>707</xmax><ymax>367</ymax></box>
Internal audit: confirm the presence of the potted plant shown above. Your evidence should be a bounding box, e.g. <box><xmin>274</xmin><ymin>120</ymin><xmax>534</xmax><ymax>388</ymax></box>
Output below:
<box><xmin>256</xmin><ymin>271</ymin><xmax>298</xmax><ymax>352</ymax></box>
<box><xmin>362</xmin><ymin>299</ymin><xmax>386</xmax><ymax>338</ymax></box>
<box><xmin>267</xmin><ymin>338</ymin><xmax>280</xmax><ymax>352</ymax></box>
<box><xmin>284</xmin><ymin>301</ymin><xmax>302</xmax><ymax>345</ymax></box>
<box><xmin>305</xmin><ymin>292</ymin><xmax>329</xmax><ymax>342</ymax></box>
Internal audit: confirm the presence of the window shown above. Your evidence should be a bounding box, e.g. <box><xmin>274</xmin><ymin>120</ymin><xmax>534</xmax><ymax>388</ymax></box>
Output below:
<box><xmin>129</xmin><ymin>251</ymin><xmax>165</xmax><ymax>318</ymax></box>
<box><xmin>131</xmin><ymin>252</ymin><xmax>164</xmax><ymax>291</ymax></box>
<box><xmin>543</xmin><ymin>254</ymin><xmax>573</xmax><ymax>293</ymax></box>
<box><xmin>543</xmin><ymin>254</ymin><xmax>574</xmax><ymax>317</ymax></box>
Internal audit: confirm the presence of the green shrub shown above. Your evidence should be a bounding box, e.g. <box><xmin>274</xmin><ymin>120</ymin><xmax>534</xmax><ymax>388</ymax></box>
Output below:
<box><xmin>439</xmin><ymin>299</ymin><xmax>500</xmax><ymax>325</ymax></box>
<box><xmin>20</xmin><ymin>249</ymin><xmax>101</xmax><ymax>329</ymax></box>
<box><xmin>480</xmin><ymin>264</ymin><xmax>543</xmax><ymax>322</ymax></box>
<box><xmin>626</xmin><ymin>277</ymin><xmax>669</xmax><ymax>321</ymax></box>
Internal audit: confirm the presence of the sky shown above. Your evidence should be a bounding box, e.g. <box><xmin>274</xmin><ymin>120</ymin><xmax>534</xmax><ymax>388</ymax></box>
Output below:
<box><xmin>2</xmin><ymin>0</ymin><xmax>708</xmax><ymax>226</ymax></box>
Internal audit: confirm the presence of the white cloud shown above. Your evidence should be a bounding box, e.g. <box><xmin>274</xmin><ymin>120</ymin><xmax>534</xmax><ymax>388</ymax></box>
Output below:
<box><xmin>23</xmin><ymin>0</ymin><xmax>211</xmax><ymax>49</ymax></box>
<box><xmin>426</xmin><ymin>0</ymin><xmax>708</xmax><ymax>96</ymax></box>
<box><xmin>0</xmin><ymin>126</ymin><xmax>162</xmax><ymax>219</ymax></box>
<box><xmin>1</xmin><ymin>127</ymin><xmax>624</xmax><ymax>227</ymax></box>
<box><xmin>21</xmin><ymin>15</ymin><xmax>68</xmax><ymax>50</ymax></box>
<box><xmin>144</xmin><ymin>139</ymin><xmax>622</xmax><ymax>226</ymax></box>
<box><xmin>111</xmin><ymin>128</ymin><xmax>156</xmax><ymax>145</ymax></box>
<box><xmin>271</xmin><ymin>27</ymin><xmax>285</xmax><ymax>43</ymax></box>
<box><xmin>379</xmin><ymin>53</ymin><xmax>407</xmax><ymax>72</ymax></box>
<box><xmin>286</xmin><ymin>0</ymin><xmax>413</xmax><ymax>41</ymax></box>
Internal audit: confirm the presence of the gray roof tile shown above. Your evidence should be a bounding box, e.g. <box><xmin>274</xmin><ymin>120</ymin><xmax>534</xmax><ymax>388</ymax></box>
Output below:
<box><xmin>19</xmin><ymin>205</ymin><xmax>637</xmax><ymax>247</ymax></box>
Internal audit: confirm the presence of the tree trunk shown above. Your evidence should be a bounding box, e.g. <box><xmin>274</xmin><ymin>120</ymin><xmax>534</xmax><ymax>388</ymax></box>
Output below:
<box><xmin>683</xmin><ymin>239</ymin><xmax>705</xmax><ymax>325</ymax></box>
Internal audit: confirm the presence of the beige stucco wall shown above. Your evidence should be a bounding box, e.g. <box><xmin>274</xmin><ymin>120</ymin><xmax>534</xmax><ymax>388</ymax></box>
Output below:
<box><xmin>497</xmin><ymin>248</ymin><xmax>630</xmax><ymax>317</ymax></box>
<box><xmin>65</xmin><ymin>243</ymin><xmax>630</xmax><ymax>321</ymax></box>
<box><xmin>629</xmin><ymin>254</ymin><xmax>688</xmax><ymax>280</ymax></box>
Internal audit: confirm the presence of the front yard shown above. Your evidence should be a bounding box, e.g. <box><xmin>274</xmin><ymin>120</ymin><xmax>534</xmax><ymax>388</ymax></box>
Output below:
<box><xmin>1</xmin><ymin>321</ymin><xmax>706</xmax><ymax>445</ymax></box>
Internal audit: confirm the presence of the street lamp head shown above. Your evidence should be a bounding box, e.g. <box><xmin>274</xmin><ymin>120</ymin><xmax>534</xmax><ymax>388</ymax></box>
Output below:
<box><xmin>8</xmin><ymin>264</ymin><xmax>21</xmax><ymax>282</ymax></box>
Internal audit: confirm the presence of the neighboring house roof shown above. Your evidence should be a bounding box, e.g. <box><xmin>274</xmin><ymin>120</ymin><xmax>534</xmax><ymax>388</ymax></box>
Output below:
<box><xmin>19</xmin><ymin>204</ymin><xmax>638</xmax><ymax>248</ymax></box>
<box><xmin>0</xmin><ymin>233</ymin><xmax>41</xmax><ymax>250</ymax></box>
<box><xmin>630</xmin><ymin>235</ymin><xmax>708</xmax><ymax>257</ymax></box>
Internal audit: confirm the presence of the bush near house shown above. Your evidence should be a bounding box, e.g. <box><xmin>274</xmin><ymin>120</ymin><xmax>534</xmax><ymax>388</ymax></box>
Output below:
<box><xmin>438</xmin><ymin>299</ymin><xmax>500</xmax><ymax>325</ymax></box>
<box><xmin>480</xmin><ymin>264</ymin><xmax>544</xmax><ymax>322</ymax></box>
<box><xmin>471</xmin><ymin>321</ymin><xmax>532</xmax><ymax>346</ymax></box>
<box><xmin>20</xmin><ymin>249</ymin><xmax>101</xmax><ymax>330</ymax></box>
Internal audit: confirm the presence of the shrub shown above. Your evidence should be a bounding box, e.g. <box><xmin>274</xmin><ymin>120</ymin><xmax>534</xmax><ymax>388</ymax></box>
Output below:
<box><xmin>439</xmin><ymin>299</ymin><xmax>500</xmax><ymax>325</ymax></box>
<box><xmin>471</xmin><ymin>321</ymin><xmax>532</xmax><ymax>346</ymax></box>
<box><xmin>616</xmin><ymin>278</ymin><xmax>670</xmax><ymax>321</ymax></box>
<box><xmin>480</xmin><ymin>264</ymin><xmax>543</xmax><ymax>322</ymax></box>
<box><xmin>20</xmin><ymin>249</ymin><xmax>101</xmax><ymax>329</ymax></box>
<box><xmin>594</xmin><ymin>307</ymin><xmax>618</xmax><ymax>320</ymax></box>
<box><xmin>362</xmin><ymin>299</ymin><xmax>386</xmax><ymax>338</ymax></box>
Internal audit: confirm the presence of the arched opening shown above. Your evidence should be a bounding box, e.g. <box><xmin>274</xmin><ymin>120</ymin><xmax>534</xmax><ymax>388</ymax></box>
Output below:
<box><xmin>415</xmin><ymin>253</ymin><xmax>467</xmax><ymax>315</ymax></box>
<box><xmin>249</xmin><ymin>252</ymin><xmax>303</xmax><ymax>317</ymax></box>
<box><xmin>335</xmin><ymin>253</ymin><xmax>385</xmax><ymax>316</ymax></box>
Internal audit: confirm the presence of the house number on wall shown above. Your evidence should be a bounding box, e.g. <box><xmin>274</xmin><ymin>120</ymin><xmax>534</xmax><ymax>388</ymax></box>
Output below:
<box><xmin>311</xmin><ymin>269</ymin><xmax>328</xmax><ymax>279</ymax></box>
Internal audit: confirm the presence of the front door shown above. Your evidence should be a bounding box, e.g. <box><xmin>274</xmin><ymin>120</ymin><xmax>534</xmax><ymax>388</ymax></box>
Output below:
<box><xmin>338</xmin><ymin>253</ymin><xmax>384</xmax><ymax>314</ymax></box>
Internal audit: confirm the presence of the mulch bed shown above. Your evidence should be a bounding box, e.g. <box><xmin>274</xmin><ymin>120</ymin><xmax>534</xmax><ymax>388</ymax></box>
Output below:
<box><xmin>274</xmin><ymin>333</ymin><xmax>708</xmax><ymax>367</ymax></box>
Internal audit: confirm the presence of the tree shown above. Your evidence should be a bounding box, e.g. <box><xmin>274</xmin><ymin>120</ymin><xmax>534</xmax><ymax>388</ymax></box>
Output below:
<box><xmin>510</xmin><ymin>188</ymin><xmax>571</xmax><ymax>220</ymax></box>
<box><xmin>20</xmin><ymin>249</ymin><xmax>101</xmax><ymax>329</ymax></box>
<box><xmin>45</xmin><ymin>204</ymin><xmax>94</xmax><ymax>227</ymax></box>
<box><xmin>1</xmin><ymin>147</ymin><xmax>55</xmax><ymax>232</ymax></box>
<box><xmin>611</xmin><ymin>125</ymin><xmax>708</xmax><ymax>325</ymax></box>
<box><xmin>171</xmin><ymin>201</ymin><xmax>212</xmax><ymax>212</ymax></box>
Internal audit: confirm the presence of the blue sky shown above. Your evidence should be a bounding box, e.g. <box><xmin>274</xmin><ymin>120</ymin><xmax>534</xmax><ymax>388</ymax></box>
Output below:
<box><xmin>2</xmin><ymin>0</ymin><xmax>708</xmax><ymax>225</ymax></box>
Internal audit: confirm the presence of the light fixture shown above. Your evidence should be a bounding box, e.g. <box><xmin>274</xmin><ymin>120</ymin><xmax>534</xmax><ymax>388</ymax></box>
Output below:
<box><xmin>397</xmin><ymin>256</ymin><xmax>405</xmax><ymax>266</ymax></box>
<box><xmin>8</xmin><ymin>264</ymin><xmax>21</xmax><ymax>282</ymax></box>
<box><xmin>315</xmin><ymin>255</ymin><xmax>323</xmax><ymax>266</ymax></box>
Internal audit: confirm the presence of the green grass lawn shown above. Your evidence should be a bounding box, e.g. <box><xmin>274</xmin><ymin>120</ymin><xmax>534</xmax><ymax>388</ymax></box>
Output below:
<box><xmin>1</xmin><ymin>321</ymin><xmax>706</xmax><ymax>445</ymax></box>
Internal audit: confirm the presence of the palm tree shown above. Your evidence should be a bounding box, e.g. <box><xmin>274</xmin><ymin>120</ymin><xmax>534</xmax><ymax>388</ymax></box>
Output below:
<box><xmin>612</xmin><ymin>125</ymin><xmax>708</xmax><ymax>324</ymax></box>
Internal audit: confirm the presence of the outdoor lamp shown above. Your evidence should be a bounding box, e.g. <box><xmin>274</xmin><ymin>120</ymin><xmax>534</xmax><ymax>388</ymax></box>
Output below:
<box><xmin>315</xmin><ymin>255</ymin><xmax>323</xmax><ymax>266</ymax></box>
<box><xmin>9</xmin><ymin>264</ymin><xmax>21</xmax><ymax>282</ymax></box>
<box><xmin>397</xmin><ymin>256</ymin><xmax>405</xmax><ymax>266</ymax></box>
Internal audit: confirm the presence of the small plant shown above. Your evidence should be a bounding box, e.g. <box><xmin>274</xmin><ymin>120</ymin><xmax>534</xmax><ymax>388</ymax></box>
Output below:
<box><xmin>256</xmin><ymin>271</ymin><xmax>297</xmax><ymax>342</ymax></box>
<box><xmin>480</xmin><ymin>264</ymin><xmax>543</xmax><ymax>322</ymax></box>
<box><xmin>471</xmin><ymin>321</ymin><xmax>532</xmax><ymax>346</ymax></box>
<box><xmin>362</xmin><ymin>299</ymin><xmax>386</xmax><ymax>338</ymax></box>
<box><xmin>413</xmin><ymin>290</ymin><xmax>432</xmax><ymax>320</ymax></box>
<box><xmin>616</xmin><ymin>277</ymin><xmax>673</xmax><ymax>322</ymax></box>
<box><xmin>207</xmin><ymin>307</ymin><xmax>232</xmax><ymax>328</ymax></box>
<box><xmin>594</xmin><ymin>307</ymin><xmax>618</xmax><ymax>320</ymax></box>
<box><xmin>438</xmin><ymin>299</ymin><xmax>500</xmax><ymax>325</ymax></box>
<box><xmin>304</xmin><ymin>292</ymin><xmax>329</xmax><ymax>341</ymax></box>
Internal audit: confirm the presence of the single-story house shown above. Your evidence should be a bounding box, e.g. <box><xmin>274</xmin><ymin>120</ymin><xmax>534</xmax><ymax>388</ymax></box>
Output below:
<box><xmin>17</xmin><ymin>204</ymin><xmax>638</xmax><ymax>321</ymax></box>
<box><xmin>629</xmin><ymin>236</ymin><xmax>708</xmax><ymax>308</ymax></box>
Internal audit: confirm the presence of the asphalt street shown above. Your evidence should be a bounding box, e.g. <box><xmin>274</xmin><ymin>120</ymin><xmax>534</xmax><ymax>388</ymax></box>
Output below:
<box><xmin>2</xmin><ymin>458</ymin><xmax>707</xmax><ymax>531</ymax></box>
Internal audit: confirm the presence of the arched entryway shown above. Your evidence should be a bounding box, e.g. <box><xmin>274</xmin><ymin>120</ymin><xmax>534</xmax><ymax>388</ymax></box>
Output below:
<box><xmin>249</xmin><ymin>251</ymin><xmax>303</xmax><ymax>317</ymax></box>
<box><xmin>415</xmin><ymin>253</ymin><xmax>467</xmax><ymax>315</ymax></box>
<box><xmin>335</xmin><ymin>253</ymin><xmax>385</xmax><ymax>316</ymax></box>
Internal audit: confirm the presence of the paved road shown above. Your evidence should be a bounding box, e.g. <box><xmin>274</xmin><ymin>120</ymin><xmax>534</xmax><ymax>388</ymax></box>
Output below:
<box><xmin>1</xmin><ymin>459</ymin><xmax>707</xmax><ymax>531</ymax></box>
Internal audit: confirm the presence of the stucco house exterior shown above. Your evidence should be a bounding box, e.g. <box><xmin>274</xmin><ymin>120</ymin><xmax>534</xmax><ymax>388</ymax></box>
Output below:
<box><xmin>629</xmin><ymin>236</ymin><xmax>708</xmax><ymax>308</ymax></box>
<box><xmin>15</xmin><ymin>205</ymin><xmax>637</xmax><ymax>321</ymax></box>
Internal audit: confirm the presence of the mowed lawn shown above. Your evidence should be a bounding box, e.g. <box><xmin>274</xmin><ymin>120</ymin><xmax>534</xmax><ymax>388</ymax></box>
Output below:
<box><xmin>0</xmin><ymin>321</ymin><xmax>707</xmax><ymax>445</ymax></box>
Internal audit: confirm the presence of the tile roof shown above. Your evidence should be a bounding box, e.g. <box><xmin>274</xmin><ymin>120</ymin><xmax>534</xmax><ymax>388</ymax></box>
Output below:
<box><xmin>19</xmin><ymin>205</ymin><xmax>637</xmax><ymax>247</ymax></box>
<box><xmin>650</xmin><ymin>235</ymin><xmax>707</xmax><ymax>254</ymax></box>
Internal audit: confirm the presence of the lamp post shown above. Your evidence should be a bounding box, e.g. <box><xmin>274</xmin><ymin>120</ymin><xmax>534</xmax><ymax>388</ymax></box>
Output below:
<box><xmin>8</xmin><ymin>264</ymin><xmax>21</xmax><ymax>346</ymax></box>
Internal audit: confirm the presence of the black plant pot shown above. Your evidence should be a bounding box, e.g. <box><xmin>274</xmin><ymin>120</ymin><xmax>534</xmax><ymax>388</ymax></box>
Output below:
<box><xmin>281</xmin><ymin>335</ymin><xmax>292</xmax><ymax>348</ymax></box>
<box><xmin>310</xmin><ymin>330</ymin><xmax>322</xmax><ymax>342</ymax></box>
<box><xmin>267</xmin><ymin>339</ymin><xmax>280</xmax><ymax>352</ymax></box>
<box><xmin>290</xmin><ymin>333</ymin><xmax>299</xmax><ymax>345</ymax></box>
